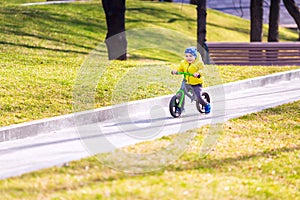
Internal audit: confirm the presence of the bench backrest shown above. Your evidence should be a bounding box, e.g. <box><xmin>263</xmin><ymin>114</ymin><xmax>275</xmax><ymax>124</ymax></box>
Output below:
<box><xmin>207</xmin><ymin>42</ymin><xmax>300</xmax><ymax>66</ymax></box>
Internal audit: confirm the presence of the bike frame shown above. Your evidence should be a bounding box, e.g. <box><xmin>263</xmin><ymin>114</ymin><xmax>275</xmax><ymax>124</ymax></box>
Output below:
<box><xmin>175</xmin><ymin>72</ymin><xmax>198</xmax><ymax>108</ymax></box>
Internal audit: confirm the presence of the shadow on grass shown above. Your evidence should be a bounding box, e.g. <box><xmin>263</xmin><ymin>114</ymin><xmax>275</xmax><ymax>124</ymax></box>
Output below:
<box><xmin>1</xmin><ymin>29</ymin><xmax>96</xmax><ymax>52</ymax></box>
<box><xmin>171</xmin><ymin>145</ymin><xmax>300</xmax><ymax>172</ymax></box>
<box><xmin>0</xmin><ymin>41</ymin><xmax>89</xmax><ymax>54</ymax></box>
<box><xmin>1</xmin><ymin>144</ymin><xmax>297</xmax><ymax>196</ymax></box>
<box><xmin>126</xmin><ymin>7</ymin><xmax>195</xmax><ymax>23</ymax></box>
<box><xmin>207</xmin><ymin>21</ymin><xmax>250</xmax><ymax>36</ymax></box>
<box><xmin>20</xmin><ymin>144</ymin><xmax>299</xmax><ymax>195</ymax></box>
<box><xmin>1</xmin><ymin>6</ymin><xmax>106</xmax><ymax>54</ymax></box>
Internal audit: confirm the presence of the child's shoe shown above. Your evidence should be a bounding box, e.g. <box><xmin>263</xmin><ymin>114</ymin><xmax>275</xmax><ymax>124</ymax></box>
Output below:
<box><xmin>205</xmin><ymin>103</ymin><xmax>211</xmax><ymax>113</ymax></box>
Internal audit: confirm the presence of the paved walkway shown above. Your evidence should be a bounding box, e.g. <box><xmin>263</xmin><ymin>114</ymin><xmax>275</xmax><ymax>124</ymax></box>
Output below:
<box><xmin>21</xmin><ymin>0</ymin><xmax>86</xmax><ymax>6</ymax></box>
<box><xmin>1</xmin><ymin>76</ymin><xmax>299</xmax><ymax>179</ymax></box>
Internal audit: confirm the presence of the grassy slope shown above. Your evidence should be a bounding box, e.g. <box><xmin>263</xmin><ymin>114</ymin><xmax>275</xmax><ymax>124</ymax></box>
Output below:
<box><xmin>0</xmin><ymin>1</ymin><xmax>299</xmax><ymax>199</ymax></box>
<box><xmin>0</xmin><ymin>0</ymin><xmax>299</xmax><ymax>126</ymax></box>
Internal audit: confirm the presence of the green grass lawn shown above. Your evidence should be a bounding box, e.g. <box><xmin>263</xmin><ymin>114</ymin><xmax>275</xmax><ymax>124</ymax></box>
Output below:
<box><xmin>0</xmin><ymin>0</ymin><xmax>299</xmax><ymax>126</ymax></box>
<box><xmin>0</xmin><ymin>101</ymin><xmax>299</xmax><ymax>199</ymax></box>
<box><xmin>0</xmin><ymin>1</ymin><xmax>299</xmax><ymax>199</ymax></box>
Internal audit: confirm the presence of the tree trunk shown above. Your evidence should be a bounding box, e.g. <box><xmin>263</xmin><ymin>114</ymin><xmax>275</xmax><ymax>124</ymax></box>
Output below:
<box><xmin>283</xmin><ymin>0</ymin><xmax>300</xmax><ymax>41</ymax></box>
<box><xmin>190</xmin><ymin>0</ymin><xmax>197</xmax><ymax>4</ymax></box>
<box><xmin>250</xmin><ymin>0</ymin><xmax>264</xmax><ymax>42</ymax></box>
<box><xmin>102</xmin><ymin>0</ymin><xmax>127</xmax><ymax>60</ymax></box>
<box><xmin>267</xmin><ymin>0</ymin><xmax>280</xmax><ymax>61</ymax></box>
<box><xmin>196</xmin><ymin>0</ymin><xmax>210</xmax><ymax>64</ymax></box>
<box><xmin>268</xmin><ymin>0</ymin><xmax>280</xmax><ymax>42</ymax></box>
<box><xmin>250</xmin><ymin>0</ymin><xmax>263</xmax><ymax>62</ymax></box>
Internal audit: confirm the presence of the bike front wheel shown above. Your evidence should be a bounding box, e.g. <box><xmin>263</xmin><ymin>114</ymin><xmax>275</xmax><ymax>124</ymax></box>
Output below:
<box><xmin>196</xmin><ymin>92</ymin><xmax>210</xmax><ymax>113</ymax></box>
<box><xmin>169</xmin><ymin>95</ymin><xmax>182</xmax><ymax>118</ymax></box>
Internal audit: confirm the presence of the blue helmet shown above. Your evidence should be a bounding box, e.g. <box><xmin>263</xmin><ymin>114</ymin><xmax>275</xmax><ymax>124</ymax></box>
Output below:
<box><xmin>185</xmin><ymin>47</ymin><xmax>197</xmax><ymax>58</ymax></box>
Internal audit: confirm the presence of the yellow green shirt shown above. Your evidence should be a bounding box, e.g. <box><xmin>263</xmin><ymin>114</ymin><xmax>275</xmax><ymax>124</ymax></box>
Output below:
<box><xmin>177</xmin><ymin>52</ymin><xmax>204</xmax><ymax>85</ymax></box>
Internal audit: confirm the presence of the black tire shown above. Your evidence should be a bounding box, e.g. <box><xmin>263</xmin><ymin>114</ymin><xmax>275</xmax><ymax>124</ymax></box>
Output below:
<box><xmin>169</xmin><ymin>95</ymin><xmax>182</xmax><ymax>118</ymax></box>
<box><xmin>196</xmin><ymin>92</ymin><xmax>210</xmax><ymax>113</ymax></box>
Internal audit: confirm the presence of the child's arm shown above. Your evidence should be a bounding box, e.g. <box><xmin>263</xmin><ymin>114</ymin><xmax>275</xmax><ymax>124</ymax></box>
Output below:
<box><xmin>171</xmin><ymin>60</ymin><xmax>184</xmax><ymax>75</ymax></box>
<box><xmin>194</xmin><ymin>58</ymin><xmax>204</xmax><ymax>77</ymax></box>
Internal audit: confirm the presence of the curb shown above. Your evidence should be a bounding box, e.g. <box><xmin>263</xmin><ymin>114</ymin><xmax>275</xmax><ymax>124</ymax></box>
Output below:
<box><xmin>0</xmin><ymin>69</ymin><xmax>299</xmax><ymax>142</ymax></box>
<box><xmin>220</xmin><ymin>68</ymin><xmax>300</xmax><ymax>94</ymax></box>
<box><xmin>21</xmin><ymin>1</ymin><xmax>75</xmax><ymax>6</ymax></box>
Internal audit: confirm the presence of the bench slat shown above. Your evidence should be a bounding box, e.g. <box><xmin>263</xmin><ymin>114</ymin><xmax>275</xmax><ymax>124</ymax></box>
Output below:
<box><xmin>210</xmin><ymin>52</ymin><xmax>300</xmax><ymax>57</ymax></box>
<box><xmin>206</xmin><ymin>42</ymin><xmax>300</xmax><ymax>66</ymax></box>
<box><xmin>213</xmin><ymin>61</ymin><xmax>300</xmax><ymax>66</ymax></box>
<box><xmin>212</xmin><ymin>57</ymin><xmax>300</xmax><ymax>62</ymax></box>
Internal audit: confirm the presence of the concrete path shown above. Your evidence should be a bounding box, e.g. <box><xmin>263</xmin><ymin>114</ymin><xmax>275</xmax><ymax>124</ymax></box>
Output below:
<box><xmin>1</xmin><ymin>72</ymin><xmax>299</xmax><ymax>179</ymax></box>
<box><xmin>21</xmin><ymin>0</ymin><xmax>77</xmax><ymax>6</ymax></box>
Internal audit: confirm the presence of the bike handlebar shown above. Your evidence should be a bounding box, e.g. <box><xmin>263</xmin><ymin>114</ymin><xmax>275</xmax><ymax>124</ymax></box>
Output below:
<box><xmin>173</xmin><ymin>71</ymin><xmax>201</xmax><ymax>78</ymax></box>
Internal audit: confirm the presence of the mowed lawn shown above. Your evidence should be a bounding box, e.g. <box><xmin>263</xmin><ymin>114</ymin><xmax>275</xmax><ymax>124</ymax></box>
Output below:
<box><xmin>0</xmin><ymin>101</ymin><xmax>299</xmax><ymax>199</ymax></box>
<box><xmin>0</xmin><ymin>0</ymin><xmax>299</xmax><ymax>199</ymax></box>
<box><xmin>0</xmin><ymin>0</ymin><xmax>299</xmax><ymax>126</ymax></box>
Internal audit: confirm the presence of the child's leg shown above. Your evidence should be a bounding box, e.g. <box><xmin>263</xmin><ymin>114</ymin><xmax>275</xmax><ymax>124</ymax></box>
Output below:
<box><xmin>179</xmin><ymin>80</ymin><xmax>186</xmax><ymax>110</ymax></box>
<box><xmin>192</xmin><ymin>84</ymin><xmax>211</xmax><ymax>113</ymax></box>
<box><xmin>192</xmin><ymin>84</ymin><xmax>207</xmax><ymax>106</ymax></box>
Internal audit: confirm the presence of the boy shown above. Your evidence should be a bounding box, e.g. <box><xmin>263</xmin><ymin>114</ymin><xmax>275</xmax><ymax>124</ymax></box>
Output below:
<box><xmin>171</xmin><ymin>47</ymin><xmax>211</xmax><ymax>113</ymax></box>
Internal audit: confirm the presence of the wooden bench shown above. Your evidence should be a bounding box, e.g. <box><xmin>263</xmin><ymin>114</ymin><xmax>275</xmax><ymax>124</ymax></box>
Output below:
<box><xmin>206</xmin><ymin>42</ymin><xmax>300</xmax><ymax>66</ymax></box>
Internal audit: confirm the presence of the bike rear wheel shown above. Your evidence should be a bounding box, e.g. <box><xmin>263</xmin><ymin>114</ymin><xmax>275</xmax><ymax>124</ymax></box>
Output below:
<box><xmin>196</xmin><ymin>92</ymin><xmax>210</xmax><ymax>113</ymax></box>
<box><xmin>169</xmin><ymin>95</ymin><xmax>182</xmax><ymax>118</ymax></box>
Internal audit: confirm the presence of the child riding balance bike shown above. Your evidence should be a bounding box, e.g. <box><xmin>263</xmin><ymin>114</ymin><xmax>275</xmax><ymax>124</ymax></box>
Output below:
<box><xmin>170</xmin><ymin>47</ymin><xmax>211</xmax><ymax>118</ymax></box>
